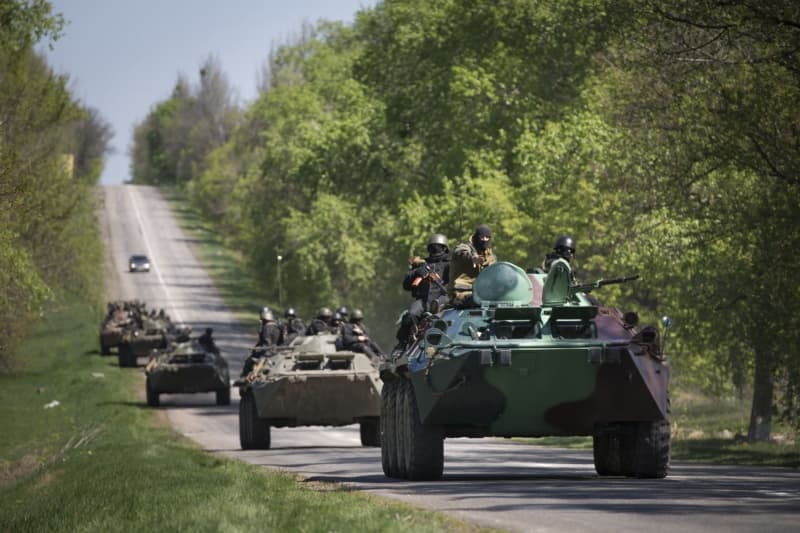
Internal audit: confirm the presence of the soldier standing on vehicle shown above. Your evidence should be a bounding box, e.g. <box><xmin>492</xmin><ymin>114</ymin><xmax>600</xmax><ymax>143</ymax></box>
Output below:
<box><xmin>339</xmin><ymin>309</ymin><xmax>385</xmax><ymax>361</ymax></box>
<box><xmin>281</xmin><ymin>307</ymin><xmax>306</xmax><ymax>344</ymax></box>
<box><xmin>448</xmin><ymin>224</ymin><xmax>497</xmax><ymax>308</ymax></box>
<box><xmin>241</xmin><ymin>307</ymin><xmax>282</xmax><ymax>377</ymax></box>
<box><xmin>396</xmin><ymin>233</ymin><xmax>450</xmax><ymax>348</ymax></box>
<box><xmin>307</xmin><ymin>307</ymin><xmax>333</xmax><ymax>335</ymax></box>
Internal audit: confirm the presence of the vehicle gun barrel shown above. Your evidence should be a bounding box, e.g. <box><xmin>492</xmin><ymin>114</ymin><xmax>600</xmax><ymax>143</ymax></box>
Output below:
<box><xmin>568</xmin><ymin>274</ymin><xmax>639</xmax><ymax>296</ymax></box>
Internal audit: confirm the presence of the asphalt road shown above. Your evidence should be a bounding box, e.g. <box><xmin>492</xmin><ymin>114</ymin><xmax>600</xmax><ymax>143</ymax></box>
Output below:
<box><xmin>100</xmin><ymin>184</ymin><xmax>800</xmax><ymax>532</ymax></box>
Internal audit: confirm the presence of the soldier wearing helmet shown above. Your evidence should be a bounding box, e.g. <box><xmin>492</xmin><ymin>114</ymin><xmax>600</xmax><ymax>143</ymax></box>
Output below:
<box><xmin>339</xmin><ymin>309</ymin><xmax>385</xmax><ymax>362</ymax></box>
<box><xmin>542</xmin><ymin>235</ymin><xmax>576</xmax><ymax>274</ymax></box>
<box><xmin>307</xmin><ymin>306</ymin><xmax>333</xmax><ymax>335</ymax></box>
<box><xmin>448</xmin><ymin>224</ymin><xmax>497</xmax><ymax>308</ymax></box>
<box><xmin>396</xmin><ymin>233</ymin><xmax>451</xmax><ymax>348</ymax></box>
<box><xmin>256</xmin><ymin>306</ymin><xmax>282</xmax><ymax>347</ymax></box>
<box><xmin>280</xmin><ymin>306</ymin><xmax>306</xmax><ymax>344</ymax></box>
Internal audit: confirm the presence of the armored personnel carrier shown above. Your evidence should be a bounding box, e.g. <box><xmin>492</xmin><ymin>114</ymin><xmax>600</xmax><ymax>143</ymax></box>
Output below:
<box><xmin>380</xmin><ymin>260</ymin><xmax>672</xmax><ymax>481</ymax></box>
<box><xmin>99</xmin><ymin>301</ymin><xmax>134</xmax><ymax>355</ymax></box>
<box><xmin>144</xmin><ymin>337</ymin><xmax>230</xmax><ymax>407</ymax></box>
<box><xmin>237</xmin><ymin>333</ymin><xmax>382</xmax><ymax>450</ymax></box>
<box><xmin>117</xmin><ymin>313</ymin><xmax>179</xmax><ymax>368</ymax></box>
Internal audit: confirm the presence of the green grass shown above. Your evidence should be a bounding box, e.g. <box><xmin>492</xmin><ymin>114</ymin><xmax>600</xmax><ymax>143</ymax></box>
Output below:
<box><xmin>0</xmin><ymin>296</ymin><xmax>491</xmax><ymax>532</ymax></box>
<box><xmin>160</xmin><ymin>187</ymin><xmax>270</xmax><ymax>323</ymax></box>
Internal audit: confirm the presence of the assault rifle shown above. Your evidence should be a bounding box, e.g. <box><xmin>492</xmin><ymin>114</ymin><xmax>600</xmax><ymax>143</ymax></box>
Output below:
<box><xmin>411</xmin><ymin>263</ymin><xmax>448</xmax><ymax>294</ymax></box>
<box><xmin>568</xmin><ymin>274</ymin><xmax>639</xmax><ymax>297</ymax></box>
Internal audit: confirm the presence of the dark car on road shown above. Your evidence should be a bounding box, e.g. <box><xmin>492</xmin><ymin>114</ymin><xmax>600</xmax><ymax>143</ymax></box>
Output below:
<box><xmin>128</xmin><ymin>254</ymin><xmax>151</xmax><ymax>272</ymax></box>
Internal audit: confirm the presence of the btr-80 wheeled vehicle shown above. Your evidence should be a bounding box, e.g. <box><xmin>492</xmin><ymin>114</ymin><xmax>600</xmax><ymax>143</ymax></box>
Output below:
<box><xmin>380</xmin><ymin>260</ymin><xmax>672</xmax><ymax>481</ymax></box>
<box><xmin>144</xmin><ymin>338</ymin><xmax>230</xmax><ymax>407</ymax></box>
<box><xmin>237</xmin><ymin>333</ymin><xmax>382</xmax><ymax>450</ymax></box>
<box><xmin>118</xmin><ymin>314</ymin><xmax>179</xmax><ymax>368</ymax></box>
<box><xmin>99</xmin><ymin>301</ymin><xmax>134</xmax><ymax>355</ymax></box>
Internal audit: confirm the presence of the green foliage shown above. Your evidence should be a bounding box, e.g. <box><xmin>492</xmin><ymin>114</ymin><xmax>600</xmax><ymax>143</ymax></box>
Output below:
<box><xmin>133</xmin><ymin>1</ymin><xmax>800</xmax><ymax>436</ymax></box>
<box><xmin>0</xmin><ymin>37</ymin><xmax>109</xmax><ymax>368</ymax></box>
<box><xmin>0</xmin><ymin>0</ymin><xmax>65</xmax><ymax>51</ymax></box>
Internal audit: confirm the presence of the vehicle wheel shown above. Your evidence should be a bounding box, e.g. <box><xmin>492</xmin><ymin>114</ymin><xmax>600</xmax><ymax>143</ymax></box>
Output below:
<box><xmin>593</xmin><ymin>424</ymin><xmax>622</xmax><ymax>476</ymax></box>
<box><xmin>628</xmin><ymin>419</ymin><xmax>671</xmax><ymax>478</ymax></box>
<box><xmin>360</xmin><ymin>417</ymin><xmax>380</xmax><ymax>447</ymax></box>
<box><xmin>399</xmin><ymin>378</ymin><xmax>443</xmax><ymax>480</ymax></box>
<box><xmin>100</xmin><ymin>336</ymin><xmax>111</xmax><ymax>355</ymax></box>
<box><xmin>216</xmin><ymin>387</ymin><xmax>231</xmax><ymax>406</ymax></box>
<box><xmin>146</xmin><ymin>377</ymin><xmax>159</xmax><ymax>407</ymax></box>
<box><xmin>239</xmin><ymin>393</ymin><xmax>270</xmax><ymax>450</ymax></box>
<box><xmin>381</xmin><ymin>380</ymin><xmax>400</xmax><ymax>477</ymax></box>
<box><xmin>118</xmin><ymin>344</ymin><xmax>134</xmax><ymax>367</ymax></box>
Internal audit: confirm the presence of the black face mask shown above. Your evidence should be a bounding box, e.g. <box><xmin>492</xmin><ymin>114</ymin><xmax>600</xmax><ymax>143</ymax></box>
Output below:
<box><xmin>428</xmin><ymin>244</ymin><xmax>447</xmax><ymax>257</ymax></box>
<box><xmin>472</xmin><ymin>236</ymin><xmax>491</xmax><ymax>251</ymax></box>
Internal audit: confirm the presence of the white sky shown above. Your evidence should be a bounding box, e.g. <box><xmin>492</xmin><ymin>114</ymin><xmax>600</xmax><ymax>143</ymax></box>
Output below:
<box><xmin>43</xmin><ymin>0</ymin><xmax>374</xmax><ymax>185</ymax></box>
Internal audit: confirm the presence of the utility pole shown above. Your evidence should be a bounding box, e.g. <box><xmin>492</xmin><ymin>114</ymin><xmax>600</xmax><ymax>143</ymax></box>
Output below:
<box><xmin>276</xmin><ymin>254</ymin><xmax>283</xmax><ymax>308</ymax></box>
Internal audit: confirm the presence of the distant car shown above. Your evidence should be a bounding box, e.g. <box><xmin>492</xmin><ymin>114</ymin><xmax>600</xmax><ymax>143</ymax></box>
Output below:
<box><xmin>128</xmin><ymin>254</ymin><xmax>151</xmax><ymax>273</ymax></box>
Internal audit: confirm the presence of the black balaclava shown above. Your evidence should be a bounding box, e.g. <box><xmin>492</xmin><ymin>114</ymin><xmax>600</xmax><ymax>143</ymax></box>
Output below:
<box><xmin>472</xmin><ymin>224</ymin><xmax>492</xmax><ymax>252</ymax></box>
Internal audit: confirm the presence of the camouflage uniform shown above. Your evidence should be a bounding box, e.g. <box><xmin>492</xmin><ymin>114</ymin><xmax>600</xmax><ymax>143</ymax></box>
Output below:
<box><xmin>448</xmin><ymin>225</ymin><xmax>497</xmax><ymax>308</ymax></box>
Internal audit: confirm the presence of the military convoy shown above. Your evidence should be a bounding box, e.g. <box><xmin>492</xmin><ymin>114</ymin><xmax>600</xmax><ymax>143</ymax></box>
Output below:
<box><xmin>380</xmin><ymin>260</ymin><xmax>672</xmax><ymax>480</ymax></box>
<box><xmin>236</xmin><ymin>333</ymin><xmax>383</xmax><ymax>450</ymax></box>
<box><xmin>145</xmin><ymin>337</ymin><xmax>230</xmax><ymax>407</ymax></box>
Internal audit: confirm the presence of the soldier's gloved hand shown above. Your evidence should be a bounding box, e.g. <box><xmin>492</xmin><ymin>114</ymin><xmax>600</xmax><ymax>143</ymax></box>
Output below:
<box><xmin>472</xmin><ymin>254</ymin><xmax>486</xmax><ymax>267</ymax></box>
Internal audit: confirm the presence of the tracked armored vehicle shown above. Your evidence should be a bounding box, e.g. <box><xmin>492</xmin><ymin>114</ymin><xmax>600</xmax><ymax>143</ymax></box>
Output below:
<box><xmin>237</xmin><ymin>333</ymin><xmax>382</xmax><ymax>450</ymax></box>
<box><xmin>381</xmin><ymin>260</ymin><xmax>672</xmax><ymax>481</ymax></box>
<box><xmin>144</xmin><ymin>337</ymin><xmax>230</xmax><ymax>407</ymax></box>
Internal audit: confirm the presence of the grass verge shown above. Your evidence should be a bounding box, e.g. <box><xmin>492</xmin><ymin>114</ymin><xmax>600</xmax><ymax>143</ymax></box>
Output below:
<box><xmin>0</xmin><ymin>295</ymin><xmax>490</xmax><ymax>532</ymax></box>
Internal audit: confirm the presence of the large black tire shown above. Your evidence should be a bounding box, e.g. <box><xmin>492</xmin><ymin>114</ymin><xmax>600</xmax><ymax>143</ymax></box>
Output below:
<box><xmin>118</xmin><ymin>344</ymin><xmax>136</xmax><ymax>367</ymax></box>
<box><xmin>381</xmin><ymin>380</ymin><xmax>401</xmax><ymax>477</ymax></box>
<box><xmin>146</xmin><ymin>377</ymin><xmax>159</xmax><ymax>407</ymax></box>
<box><xmin>592</xmin><ymin>425</ymin><xmax>622</xmax><ymax>476</ymax></box>
<box><xmin>360</xmin><ymin>418</ymin><xmax>380</xmax><ymax>447</ymax></box>
<box><xmin>100</xmin><ymin>336</ymin><xmax>111</xmax><ymax>355</ymax></box>
<box><xmin>216</xmin><ymin>387</ymin><xmax>231</xmax><ymax>406</ymax></box>
<box><xmin>628</xmin><ymin>420</ymin><xmax>671</xmax><ymax>478</ymax></box>
<box><xmin>239</xmin><ymin>393</ymin><xmax>270</xmax><ymax>450</ymax></box>
<box><xmin>398</xmin><ymin>378</ymin><xmax>444</xmax><ymax>480</ymax></box>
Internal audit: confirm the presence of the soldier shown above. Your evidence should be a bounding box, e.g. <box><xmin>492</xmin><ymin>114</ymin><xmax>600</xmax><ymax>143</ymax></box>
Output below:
<box><xmin>256</xmin><ymin>307</ymin><xmax>282</xmax><ymax>347</ymax></box>
<box><xmin>542</xmin><ymin>235</ymin><xmax>576</xmax><ymax>273</ymax></box>
<box><xmin>448</xmin><ymin>224</ymin><xmax>497</xmax><ymax>308</ymax></box>
<box><xmin>335</xmin><ymin>306</ymin><xmax>349</xmax><ymax>322</ymax></box>
<box><xmin>330</xmin><ymin>311</ymin><xmax>344</xmax><ymax>331</ymax></box>
<box><xmin>339</xmin><ymin>309</ymin><xmax>385</xmax><ymax>362</ymax></box>
<box><xmin>396</xmin><ymin>233</ymin><xmax>450</xmax><ymax>348</ymax></box>
<box><xmin>281</xmin><ymin>307</ymin><xmax>307</xmax><ymax>344</ymax></box>
<box><xmin>307</xmin><ymin>307</ymin><xmax>333</xmax><ymax>335</ymax></box>
<box><xmin>198</xmin><ymin>327</ymin><xmax>219</xmax><ymax>355</ymax></box>
<box><xmin>242</xmin><ymin>307</ymin><xmax>282</xmax><ymax>377</ymax></box>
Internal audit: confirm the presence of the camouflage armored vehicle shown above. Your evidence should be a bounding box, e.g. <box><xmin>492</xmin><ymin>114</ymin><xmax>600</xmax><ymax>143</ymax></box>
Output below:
<box><xmin>118</xmin><ymin>312</ymin><xmax>178</xmax><ymax>368</ymax></box>
<box><xmin>380</xmin><ymin>260</ymin><xmax>672</xmax><ymax>481</ymax></box>
<box><xmin>237</xmin><ymin>333</ymin><xmax>382</xmax><ymax>450</ymax></box>
<box><xmin>144</xmin><ymin>337</ymin><xmax>230</xmax><ymax>407</ymax></box>
<box><xmin>99</xmin><ymin>301</ymin><xmax>134</xmax><ymax>355</ymax></box>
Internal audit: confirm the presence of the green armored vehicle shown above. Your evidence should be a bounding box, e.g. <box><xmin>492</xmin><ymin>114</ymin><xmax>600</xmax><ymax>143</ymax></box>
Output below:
<box><xmin>144</xmin><ymin>336</ymin><xmax>230</xmax><ymax>407</ymax></box>
<box><xmin>237</xmin><ymin>333</ymin><xmax>382</xmax><ymax>450</ymax></box>
<box><xmin>99</xmin><ymin>301</ymin><xmax>134</xmax><ymax>355</ymax></box>
<box><xmin>118</xmin><ymin>313</ymin><xmax>178</xmax><ymax>367</ymax></box>
<box><xmin>381</xmin><ymin>260</ymin><xmax>672</xmax><ymax>481</ymax></box>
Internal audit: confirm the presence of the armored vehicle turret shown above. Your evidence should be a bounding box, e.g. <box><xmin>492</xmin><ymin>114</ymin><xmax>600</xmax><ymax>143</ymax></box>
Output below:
<box><xmin>237</xmin><ymin>333</ymin><xmax>382</xmax><ymax>450</ymax></box>
<box><xmin>380</xmin><ymin>260</ymin><xmax>672</xmax><ymax>481</ymax></box>
<box><xmin>144</xmin><ymin>337</ymin><xmax>230</xmax><ymax>407</ymax></box>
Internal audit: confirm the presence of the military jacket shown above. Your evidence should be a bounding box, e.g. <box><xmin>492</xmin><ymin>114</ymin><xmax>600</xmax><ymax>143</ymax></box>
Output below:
<box><xmin>257</xmin><ymin>321</ymin><xmax>282</xmax><ymax>346</ymax></box>
<box><xmin>402</xmin><ymin>253</ymin><xmax>449</xmax><ymax>303</ymax></box>
<box><xmin>340</xmin><ymin>321</ymin><xmax>369</xmax><ymax>348</ymax></box>
<box><xmin>447</xmin><ymin>242</ymin><xmax>497</xmax><ymax>299</ymax></box>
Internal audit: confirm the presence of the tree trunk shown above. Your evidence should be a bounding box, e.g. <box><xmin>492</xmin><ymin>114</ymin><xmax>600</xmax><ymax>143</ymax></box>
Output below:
<box><xmin>748</xmin><ymin>346</ymin><xmax>775</xmax><ymax>442</ymax></box>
